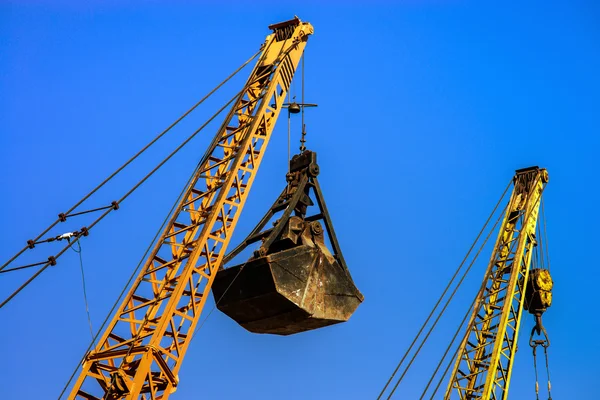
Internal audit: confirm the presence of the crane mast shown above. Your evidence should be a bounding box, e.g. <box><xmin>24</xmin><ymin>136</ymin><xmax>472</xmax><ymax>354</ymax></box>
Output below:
<box><xmin>70</xmin><ymin>18</ymin><xmax>313</xmax><ymax>399</ymax></box>
<box><xmin>446</xmin><ymin>166</ymin><xmax>549</xmax><ymax>400</ymax></box>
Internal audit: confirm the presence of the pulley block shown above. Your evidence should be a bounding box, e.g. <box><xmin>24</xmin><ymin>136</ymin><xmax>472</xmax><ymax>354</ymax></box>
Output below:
<box><xmin>524</xmin><ymin>268</ymin><xmax>553</xmax><ymax>314</ymax></box>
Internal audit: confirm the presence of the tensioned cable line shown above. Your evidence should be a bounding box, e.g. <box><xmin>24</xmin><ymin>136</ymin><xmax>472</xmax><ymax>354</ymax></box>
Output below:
<box><xmin>0</xmin><ymin>86</ymin><xmax>236</xmax><ymax>308</ymax></box>
<box><xmin>427</xmin><ymin>287</ymin><xmax>483</xmax><ymax>400</ymax></box>
<box><xmin>427</xmin><ymin>182</ymin><xmax>549</xmax><ymax>400</ymax></box>
<box><xmin>56</xmin><ymin>56</ymin><xmax>265</xmax><ymax>392</ymax></box>
<box><xmin>377</xmin><ymin>180</ymin><xmax>512</xmax><ymax>400</ymax></box>
<box><xmin>0</xmin><ymin>56</ymin><xmax>282</xmax><ymax>309</ymax></box>
<box><xmin>385</xmin><ymin>201</ymin><xmax>510</xmax><ymax>399</ymax></box>
<box><xmin>379</xmin><ymin>175</ymin><xmax>550</xmax><ymax>399</ymax></box>
<box><xmin>171</xmin><ymin>33</ymin><xmax>299</xmax><ymax>347</ymax></box>
<box><xmin>0</xmin><ymin>47</ymin><xmax>263</xmax><ymax>273</ymax></box>
<box><xmin>418</xmin><ymin>204</ymin><xmax>508</xmax><ymax>399</ymax></box>
<box><xmin>541</xmin><ymin>197</ymin><xmax>551</xmax><ymax>272</ymax></box>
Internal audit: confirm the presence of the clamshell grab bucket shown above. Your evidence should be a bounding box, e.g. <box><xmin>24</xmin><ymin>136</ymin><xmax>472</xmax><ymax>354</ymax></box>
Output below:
<box><xmin>213</xmin><ymin>151</ymin><xmax>363</xmax><ymax>335</ymax></box>
<box><xmin>212</xmin><ymin>244</ymin><xmax>362</xmax><ymax>335</ymax></box>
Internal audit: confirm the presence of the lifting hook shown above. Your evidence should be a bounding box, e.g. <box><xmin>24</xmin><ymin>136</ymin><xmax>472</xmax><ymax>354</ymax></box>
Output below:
<box><xmin>529</xmin><ymin>312</ymin><xmax>550</xmax><ymax>349</ymax></box>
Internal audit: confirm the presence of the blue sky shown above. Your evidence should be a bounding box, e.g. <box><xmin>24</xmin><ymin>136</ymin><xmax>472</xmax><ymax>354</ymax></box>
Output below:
<box><xmin>1</xmin><ymin>1</ymin><xmax>598</xmax><ymax>399</ymax></box>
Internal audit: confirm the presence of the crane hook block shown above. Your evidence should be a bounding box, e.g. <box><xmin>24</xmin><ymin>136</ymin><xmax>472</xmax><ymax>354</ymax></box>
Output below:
<box><xmin>212</xmin><ymin>151</ymin><xmax>363</xmax><ymax>335</ymax></box>
<box><xmin>524</xmin><ymin>268</ymin><xmax>553</xmax><ymax>314</ymax></box>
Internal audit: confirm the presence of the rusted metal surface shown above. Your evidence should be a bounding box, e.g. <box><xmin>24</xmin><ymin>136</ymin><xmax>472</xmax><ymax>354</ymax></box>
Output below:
<box><xmin>213</xmin><ymin>244</ymin><xmax>361</xmax><ymax>335</ymax></box>
<box><xmin>214</xmin><ymin>151</ymin><xmax>363</xmax><ymax>335</ymax></box>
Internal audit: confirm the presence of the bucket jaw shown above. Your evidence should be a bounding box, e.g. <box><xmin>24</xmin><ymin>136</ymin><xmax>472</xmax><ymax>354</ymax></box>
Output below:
<box><xmin>212</xmin><ymin>151</ymin><xmax>363</xmax><ymax>335</ymax></box>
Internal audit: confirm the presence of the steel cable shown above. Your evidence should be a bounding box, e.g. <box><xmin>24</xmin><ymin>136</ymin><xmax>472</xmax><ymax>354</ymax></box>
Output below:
<box><xmin>0</xmin><ymin>44</ymin><xmax>289</xmax><ymax>308</ymax></box>
<box><xmin>0</xmin><ymin>47</ymin><xmax>262</xmax><ymax>273</ymax></box>
<box><xmin>541</xmin><ymin>197</ymin><xmax>552</xmax><ymax>272</ymax></box>
<box><xmin>72</xmin><ymin>240</ymin><xmax>94</xmax><ymax>340</ymax></box>
<box><xmin>419</xmin><ymin>204</ymin><xmax>507</xmax><ymax>399</ymax></box>
<box><xmin>431</xmin><ymin>181</ymin><xmax>548</xmax><ymax>399</ymax></box>
<box><xmin>377</xmin><ymin>180</ymin><xmax>512</xmax><ymax>399</ymax></box>
<box><xmin>386</xmin><ymin>201</ymin><xmax>509</xmax><ymax>399</ymax></box>
<box><xmin>0</xmin><ymin>87</ymin><xmax>242</xmax><ymax>309</ymax></box>
<box><xmin>544</xmin><ymin>346</ymin><xmax>553</xmax><ymax>399</ymax></box>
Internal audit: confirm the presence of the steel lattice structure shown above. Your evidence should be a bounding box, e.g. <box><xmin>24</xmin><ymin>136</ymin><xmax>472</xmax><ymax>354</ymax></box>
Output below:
<box><xmin>445</xmin><ymin>167</ymin><xmax>548</xmax><ymax>400</ymax></box>
<box><xmin>70</xmin><ymin>18</ymin><xmax>313</xmax><ymax>400</ymax></box>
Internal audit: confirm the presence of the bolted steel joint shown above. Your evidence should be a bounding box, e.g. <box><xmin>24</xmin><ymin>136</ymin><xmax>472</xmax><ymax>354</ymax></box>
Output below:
<box><xmin>308</xmin><ymin>163</ymin><xmax>319</xmax><ymax>177</ymax></box>
<box><xmin>310</xmin><ymin>221</ymin><xmax>322</xmax><ymax>236</ymax></box>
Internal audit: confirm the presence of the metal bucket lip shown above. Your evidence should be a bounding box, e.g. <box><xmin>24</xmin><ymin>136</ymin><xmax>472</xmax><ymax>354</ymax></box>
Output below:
<box><xmin>213</xmin><ymin>244</ymin><xmax>363</xmax><ymax>335</ymax></box>
<box><xmin>218</xmin><ymin>244</ymin><xmax>364</xmax><ymax>302</ymax></box>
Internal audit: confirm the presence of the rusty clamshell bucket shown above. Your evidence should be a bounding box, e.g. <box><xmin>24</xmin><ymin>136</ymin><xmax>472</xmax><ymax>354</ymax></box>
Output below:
<box><xmin>213</xmin><ymin>243</ymin><xmax>362</xmax><ymax>335</ymax></box>
<box><xmin>213</xmin><ymin>151</ymin><xmax>363</xmax><ymax>335</ymax></box>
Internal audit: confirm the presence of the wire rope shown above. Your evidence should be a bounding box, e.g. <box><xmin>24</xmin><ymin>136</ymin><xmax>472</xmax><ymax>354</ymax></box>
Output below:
<box><xmin>0</xmin><ymin>48</ymin><xmax>262</xmax><ymax>273</ymax></box>
<box><xmin>386</xmin><ymin>202</ymin><xmax>509</xmax><ymax>399</ymax></box>
<box><xmin>377</xmin><ymin>180</ymin><xmax>512</xmax><ymax>399</ymax></box>
<box><xmin>419</xmin><ymin>205</ymin><xmax>507</xmax><ymax>399</ymax></box>
<box><xmin>430</xmin><ymin>179</ymin><xmax>548</xmax><ymax>399</ymax></box>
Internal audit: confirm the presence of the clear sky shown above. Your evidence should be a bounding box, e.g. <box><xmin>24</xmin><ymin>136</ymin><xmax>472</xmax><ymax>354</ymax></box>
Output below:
<box><xmin>1</xmin><ymin>1</ymin><xmax>598</xmax><ymax>399</ymax></box>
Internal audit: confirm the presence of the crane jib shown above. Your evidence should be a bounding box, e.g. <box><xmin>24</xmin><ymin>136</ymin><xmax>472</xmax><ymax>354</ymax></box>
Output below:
<box><xmin>69</xmin><ymin>18</ymin><xmax>314</xmax><ymax>400</ymax></box>
<box><xmin>446</xmin><ymin>166</ymin><xmax>550</xmax><ymax>400</ymax></box>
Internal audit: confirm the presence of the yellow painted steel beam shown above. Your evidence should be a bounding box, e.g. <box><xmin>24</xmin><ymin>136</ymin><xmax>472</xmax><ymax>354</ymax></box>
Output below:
<box><xmin>445</xmin><ymin>167</ymin><xmax>548</xmax><ymax>400</ymax></box>
<box><xmin>68</xmin><ymin>18</ymin><xmax>313</xmax><ymax>400</ymax></box>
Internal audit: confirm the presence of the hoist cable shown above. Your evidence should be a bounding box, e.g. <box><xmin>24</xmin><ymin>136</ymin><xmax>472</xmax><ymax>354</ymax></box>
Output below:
<box><xmin>0</xmin><ymin>86</ymin><xmax>243</xmax><ymax>309</ymax></box>
<box><xmin>386</xmin><ymin>201</ymin><xmax>508</xmax><ymax>399</ymax></box>
<box><xmin>426</xmin><ymin>210</ymin><xmax>519</xmax><ymax>400</ymax></box>
<box><xmin>376</xmin><ymin>179</ymin><xmax>512</xmax><ymax>400</ymax></box>
<box><xmin>433</xmin><ymin>179</ymin><xmax>548</xmax><ymax>400</ymax></box>
<box><xmin>531</xmin><ymin>334</ymin><xmax>553</xmax><ymax>400</ymax></box>
<box><xmin>544</xmin><ymin>346</ymin><xmax>553</xmax><ymax>399</ymax></box>
<box><xmin>187</xmin><ymin>35</ymin><xmax>295</xmax><ymax>345</ymax></box>
<box><xmin>0</xmin><ymin>47</ymin><xmax>262</xmax><ymax>273</ymax></box>
<box><xmin>104</xmin><ymin>39</ymin><xmax>293</xmax><ymax>399</ymax></box>
<box><xmin>145</xmin><ymin>36</ymin><xmax>300</xmax><ymax>371</ymax></box>
<box><xmin>301</xmin><ymin>52</ymin><xmax>305</xmax><ymax>137</ymax></box>
<box><xmin>533</xmin><ymin>346</ymin><xmax>541</xmax><ymax>400</ymax></box>
<box><xmin>419</xmin><ymin>206</ymin><xmax>507</xmax><ymax>399</ymax></box>
<box><xmin>287</xmin><ymin>90</ymin><xmax>291</xmax><ymax>173</ymax></box>
<box><xmin>72</xmin><ymin>240</ymin><xmax>94</xmax><ymax>341</ymax></box>
<box><xmin>541</xmin><ymin>196</ymin><xmax>551</xmax><ymax>271</ymax></box>
<box><xmin>59</xmin><ymin>35</ymin><xmax>297</xmax><ymax>396</ymax></box>
<box><xmin>536</xmin><ymin>221</ymin><xmax>543</xmax><ymax>269</ymax></box>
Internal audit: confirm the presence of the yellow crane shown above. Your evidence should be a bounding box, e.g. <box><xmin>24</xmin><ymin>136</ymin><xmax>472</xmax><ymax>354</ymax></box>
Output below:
<box><xmin>378</xmin><ymin>166</ymin><xmax>553</xmax><ymax>400</ymax></box>
<box><xmin>65</xmin><ymin>16</ymin><xmax>363</xmax><ymax>399</ymax></box>
<box><xmin>0</xmin><ymin>17</ymin><xmax>363</xmax><ymax>400</ymax></box>
<box><xmin>445</xmin><ymin>166</ymin><xmax>553</xmax><ymax>399</ymax></box>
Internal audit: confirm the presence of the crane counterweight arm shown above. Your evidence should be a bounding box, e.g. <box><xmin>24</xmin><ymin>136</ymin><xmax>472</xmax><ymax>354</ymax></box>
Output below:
<box><xmin>69</xmin><ymin>18</ymin><xmax>313</xmax><ymax>400</ymax></box>
<box><xmin>445</xmin><ymin>166</ymin><xmax>549</xmax><ymax>400</ymax></box>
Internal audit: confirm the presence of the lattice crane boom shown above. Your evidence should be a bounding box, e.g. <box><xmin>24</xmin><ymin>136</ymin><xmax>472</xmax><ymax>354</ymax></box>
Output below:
<box><xmin>69</xmin><ymin>17</ymin><xmax>313</xmax><ymax>400</ymax></box>
<box><xmin>445</xmin><ymin>167</ymin><xmax>549</xmax><ymax>400</ymax></box>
